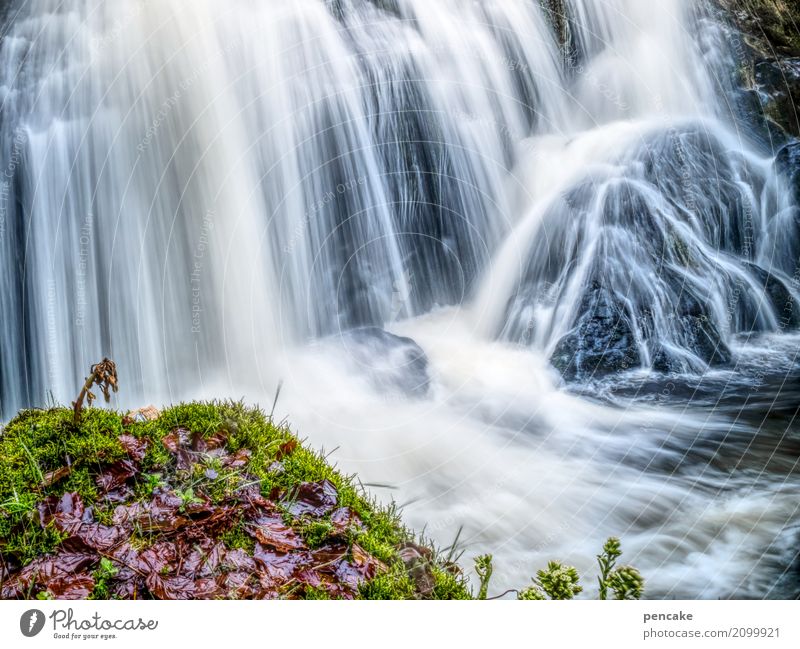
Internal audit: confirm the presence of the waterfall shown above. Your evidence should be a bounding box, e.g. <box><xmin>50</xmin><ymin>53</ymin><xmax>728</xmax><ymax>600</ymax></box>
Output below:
<box><xmin>0</xmin><ymin>0</ymin><xmax>798</xmax><ymax>597</ymax></box>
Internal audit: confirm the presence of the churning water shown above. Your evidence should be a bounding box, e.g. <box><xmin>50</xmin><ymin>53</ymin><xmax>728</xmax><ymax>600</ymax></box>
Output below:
<box><xmin>0</xmin><ymin>0</ymin><xmax>798</xmax><ymax>597</ymax></box>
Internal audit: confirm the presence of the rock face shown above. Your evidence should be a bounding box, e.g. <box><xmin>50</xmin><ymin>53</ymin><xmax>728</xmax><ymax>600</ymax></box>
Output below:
<box><xmin>339</xmin><ymin>327</ymin><xmax>431</xmax><ymax>397</ymax></box>
<box><xmin>550</xmin><ymin>283</ymin><xmax>732</xmax><ymax>381</ymax></box>
<box><xmin>550</xmin><ymin>285</ymin><xmax>641</xmax><ymax>381</ymax></box>
<box><xmin>722</xmin><ymin>0</ymin><xmax>800</xmax><ymax>140</ymax></box>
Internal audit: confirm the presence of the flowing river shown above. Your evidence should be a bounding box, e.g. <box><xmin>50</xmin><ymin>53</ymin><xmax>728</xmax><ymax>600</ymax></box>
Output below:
<box><xmin>0</xmin><ymin>0</ymin><xmax>798</xmax><ymax>597</ymax></box>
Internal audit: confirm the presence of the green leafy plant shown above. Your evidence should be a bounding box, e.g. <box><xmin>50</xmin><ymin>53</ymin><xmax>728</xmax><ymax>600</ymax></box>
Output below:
<box><xmin>597</xmin><ymin>536</ymin><xmax>622</xmax><ymax>600</ymax></box>
<box><xmin>607</xmin><ymin>565</ymin><xmax>644</xmax><ymax>600</ymax></box>
<box><xmin>91</xmin><ymin>557</ymin><xmax>119</xmax><ymax>600</ymax></box>
<box><xmin>597</xmin><ymin>536</ymin><xmax>644</xmax><ymax>600</ymax></box>
<box><xmin>474</xmin><ymin>554</ymin><xmax>493</xmax><ymax>600</ymax></box>
<box><xmin>535</xmin><ymin>561</ymin><xmax>583</xmax><ymax>600</ymax></box>
<box><xmin>517</xmin><ymin>537</ymin><xmax>643</xmax><ymax>600</ymax></box>
<box><xmin>175</xmin><ymin>487</ymin><xmax>202</xmax><ymax>512</ymax></box>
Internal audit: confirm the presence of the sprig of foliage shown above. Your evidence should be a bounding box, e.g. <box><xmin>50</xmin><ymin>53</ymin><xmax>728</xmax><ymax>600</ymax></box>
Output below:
<box><xmin>607</xmin><ymin>565</ymin><xmax>644</xmax><ymax>600</ymax></box>
<box><xmin>597</xmin><ymin>536</ymin><xmax>622</xmax><ymax>600</ymax></box>
<box><xmin>474</xmin><ymin>554</ymin><xmax>493</xmax><ymax>600</ymax></box>
<box><xmin>516</xmin><ymin>537</ymin><xmax>643</xmax><ymax>600</ymax></box>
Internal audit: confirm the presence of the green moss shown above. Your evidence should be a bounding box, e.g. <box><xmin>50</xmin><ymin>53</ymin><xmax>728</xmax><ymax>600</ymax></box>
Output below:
<box><xmin>0</xmin><ymin>400</ymin><xmax>472</xmax><ymax>600</ymax></box>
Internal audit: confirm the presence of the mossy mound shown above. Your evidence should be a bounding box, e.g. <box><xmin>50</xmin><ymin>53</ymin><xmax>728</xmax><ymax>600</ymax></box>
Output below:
<box><xmin>0</xmin><ymin>401</ymin><xmax>469</xmax><ymax>600</ymax></box>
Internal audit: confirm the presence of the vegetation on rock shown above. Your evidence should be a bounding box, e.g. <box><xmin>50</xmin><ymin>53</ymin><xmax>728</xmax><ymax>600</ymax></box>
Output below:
<box><xmin>0</xmin><ymin>401</ymin><xmax>469</xmax><ymax>599</ymax></box>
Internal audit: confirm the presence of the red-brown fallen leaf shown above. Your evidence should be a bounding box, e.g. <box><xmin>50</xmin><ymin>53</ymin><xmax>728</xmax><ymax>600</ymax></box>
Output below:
<box><xmin>252</xmin><ymin>544</ymin><xmax>312</xmax><ymax>584</ymax></box>
<box><xmin>103</xmin><ymin>543</ymin><xmax>143</xmax><ymax>599</ymax></box>
<box><xmin>223</xmin><ymin>549</ymin><xmax>257</xmax><ymax>573</ymax></box>
<box><xmin>137</xmin><ymin>542</ymin><xmax>177</xmax><ymax>575</ymax></box>
<box><xmin>276</xmin><ymin>439</ymin><xmax>298</xmax><ymax>460</ymax></box>
<box><xmin>234</xmin><ymin>483</ymin><xmax>272</xmax><ymax>510</ymax></box>
<box><xmin>398</xmin><ymin>542</ymin><xmax>435</xmax><ymax>597</ymax></box>
<box><xmin>330</xmin><ymin>507</ymin><xmax>364</xmax><ymax>534</ymax></box>
<box><xmin>39</xmin><ymin>492</ymin><xmax>86</xmax><ymax>526</ymax></box>
<box><xmin>47</xmin><ymin>573</ymin><xmax>95</xmax><ymax>600</ymax></box>
<box><xmin>112</xmin><ymin>502</ymin><xmax>146</xmax><ymax>528</ymax></box>
<box><xmin>205</xmin><ymin>430</ymin><xmax>228</xmax><ymax>450</ymax></box>
<box><xmin>191</xmin><ymin>430</ymin><xmax>227</xmax><ymax>453</ymax></box>
<box><xmin>286</xmin><ymin>479</ymin><xmax>338</xmax><ymax>517</ymax></box>
<box><xmin>311</xmin><ymin>543</ymin><xmax>348</xmax><ymax>567</ymax></box>
<box><xmin>102</xmin><ymin>486</ymin><xmax>135</xmax><ymax>504</ymax></box>
<box><xmin>118</xmin><ymin>434</ymin><xmax>148</xmax><ymax>461</ymax></box>
<box><xmin>146</xmin><ymin>573</ymin><xmax>195</xmax><ymax>600</ymax></box>
<box><xmin>110</xmin><ymin>578</ymin><xmax>142</xmax><ymax>600</ymax></box>
<box><xmin>246</xmin><ymin>514</ymin><xmax>305</xmax><ymax>552</ymax></box>
<box><xmin>136</xmin><ymin>492</ymin><xmax>190</xmax><ymax>533</ymax></box>
<box><xmin>1</xmin><ymin>553</ymin><xmax>97</xmax><ymax>599</ymax></box>
<box><xmin>181</xmin><ymin>541</ymin><xmax>225</xmax><ymax>579</ymax></box>
<box><xmin>41</xmin><ymin>466</ymin><xmax>72</xmax><ymax>488</ymax></box>
<box><xmin>42</xmin><ymin>493</ymin><xmax>126</xmax><ymax>553</ymax></box>
<box><xmin>194</xmin><ymin>577</ymin><xmax>224</xmax><ymax>600</ymax></box>
<box><xmin>351</xmin><ymin>542</ymin><xmax>386</xmax><ymax>579</ymax></box>
<box><xmin>220</xmin><ymin>571</ymin><xmax>256</xmax><ymax>599</ymax></box>
<box><xmin>96</xmin><ymin>459</ymin><xmax>138</xmax><ymax>493</ymax></box>
<box><xmin>398</xmin><ymin>541</ymin><xmax>433</xmax><ymax>563</ymax></box>
<box><xmin>222</xmin><ymin>448</ymin><xmax>251</xmax><ymax>469</ymax></box>
<box><xmin>334</xmin><ymin>561</ymin><xmax>368</xmax><ymax>591</ymax></box>
<box><xmin>162</xmin><ymin>428</ymin><xmax>190</xmax><ymax>454</ymax></box>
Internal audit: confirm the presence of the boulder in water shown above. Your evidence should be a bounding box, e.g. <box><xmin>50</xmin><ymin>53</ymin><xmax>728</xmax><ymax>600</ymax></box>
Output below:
<box><xmin>550</xmin><ymin>284</ymin><xmax>641</xmax><ymax>381</ymax></box>
<box><xmin>337</xmin><ymin>327</ymin><xmax>431</xmax><ymax>397</ymax></box>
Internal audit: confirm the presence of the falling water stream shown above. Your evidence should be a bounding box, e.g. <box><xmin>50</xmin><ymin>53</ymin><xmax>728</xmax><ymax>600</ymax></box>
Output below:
<box><xmin>0</xmin><ymin>0</ymin><xmax>798</xmax><ymax>597</ymax></box>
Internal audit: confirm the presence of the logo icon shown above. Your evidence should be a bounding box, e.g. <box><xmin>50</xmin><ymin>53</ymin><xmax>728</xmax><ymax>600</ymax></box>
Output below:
<box><xmin>20</xmin><ymin>609</ymin><xmax>45</xmax><ymax>638</ymax></box>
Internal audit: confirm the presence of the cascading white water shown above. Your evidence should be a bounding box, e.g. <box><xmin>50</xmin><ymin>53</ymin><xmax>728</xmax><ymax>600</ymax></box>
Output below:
<box><xmin>1</xmin><ymin>0</ymin><xmax>798</xmax><ymax>597</ymax></box>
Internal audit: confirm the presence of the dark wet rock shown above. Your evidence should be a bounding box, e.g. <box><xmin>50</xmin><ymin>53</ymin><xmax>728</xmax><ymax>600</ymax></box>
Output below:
<box><xmin>550</xmin><ymin>285</ymin><xmax>642</xmax><ymax>381</ymax></box>
<box><xmin>776</xmin><ymin>140</ymin><xmax>800</xmax><ymax>202</ymax></box>
<box><xmin>753</xmin><ymin>57</ymin><xmax>800</xmax><ymax>139</ymax></box>
<box><xmin>720</xmin><ymin>0</ymin><xmax>800</xmax><ymax>57</ymax></box>
<box><xmin>551</xmin><ymin>282</ymin><xmax>733</xmax><ymax>380</ymax></box>
<box><xmin>338</xmin><ymin>326</ymin><xmax>431</xmax><ymax>397</ymax></box>
<box><xmin>720</xmin><ymin>0</ymin><xmax>800</xmax><ymax>141</ymax></box>
<box><xmin>744</xmin><ymin>261</ymin><xmax>800</xmax><ymax>327</ymax></box>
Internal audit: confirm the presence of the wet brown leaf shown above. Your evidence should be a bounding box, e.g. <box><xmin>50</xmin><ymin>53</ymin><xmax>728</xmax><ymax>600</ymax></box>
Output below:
<box><xmin>137</xmin><ymin>542</ymin><xmax>177</xmax><ymax>575</ymax></box>
<box><xmin>146</xmin><ymin>573</ymin><xmax>195</xmax><ymax>600</ymax></box>
<box><xmin>252</xmin><ymin>544</ymin><xmax>311</xmax><ymax>584</ymax></box>
<box><xmin>118</xmin><ymin>434</ymin><xmax>148</xmax><ymax>461</ymax></box>
<box><xmin>162</xmin><ymin>428</ymin><xmax>190</xmax><ymax>454</ymax></box>
<box><xmin>330</xmin><ymin>507</ymin><xmax>364</xmax><ymax>534</ymax></box>
<box><xmin>41</xmin><ymin>466</ymin><xmax>72</xmax><ymax>488</ymax></box>
<box><xmin>47</xmin><ymin>573</ymin><xmax>95</xmax><ymax>600</ymax></box>
<box><xmin>194</xmin><ymin>577</ymin><xmax>223</xmax><ymax>599</ymax></box>
<box><xmin>96</xmin><ymin>459</ymin><xmax>138</xmax><ymax>493</ymax></box>
<box><xmin>223</xmin><ymin>549</ymin><xmax>257</xmax><ymax>573</ymax></box>
<box><xmin>286</xmin><ymin>479</ymin><xmax>338</xmax><ymax>517</ymax></box>
<box><xmin>276</xmin><ymin>439</ymin><xmax>298</xmax><ymax>460</ymax></box>
<box><xmin>222</xmin><ymin>448</ymin><xmax>251</xmax><ymax>469</ymax></box>
<box><xmin>247</xmin><ymin>513</ymin><xmax>305</xmax><ymax>552</ymax></box>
